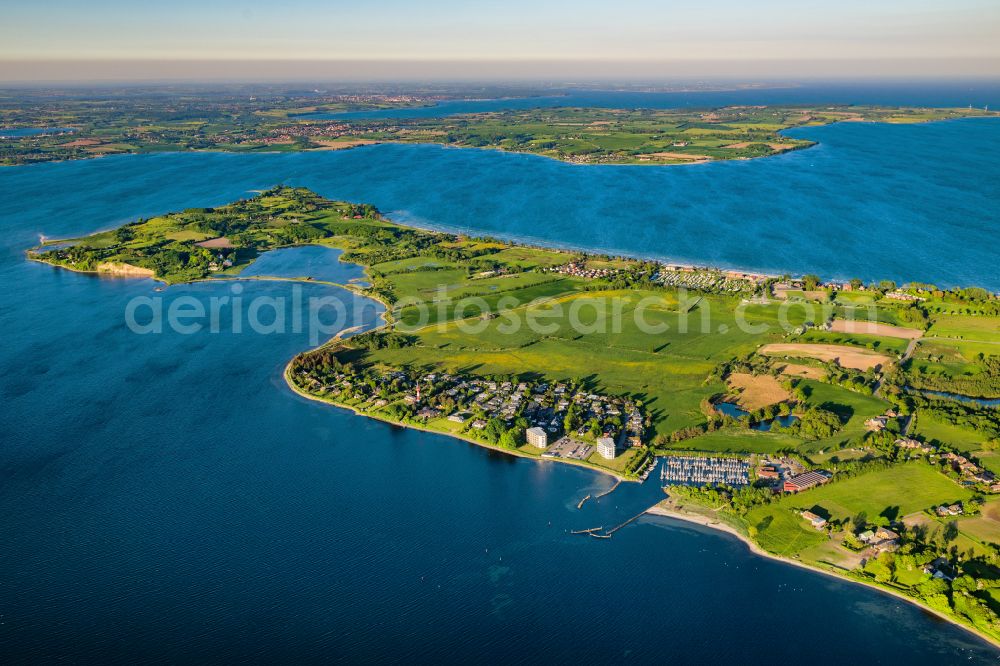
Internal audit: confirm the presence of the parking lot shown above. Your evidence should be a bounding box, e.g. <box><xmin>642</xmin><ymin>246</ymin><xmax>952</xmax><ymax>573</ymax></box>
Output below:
<box><xmin>542</xmin><ymin>436</ymin><xmax>593</xmax><ymax>461</ymax></box>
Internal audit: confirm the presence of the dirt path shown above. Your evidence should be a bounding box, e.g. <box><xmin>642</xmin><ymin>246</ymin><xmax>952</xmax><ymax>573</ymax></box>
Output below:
<box><xmin>874</xmin><ymin>337</ymin><xmax>919</xmax><ymax>397</ymax></box>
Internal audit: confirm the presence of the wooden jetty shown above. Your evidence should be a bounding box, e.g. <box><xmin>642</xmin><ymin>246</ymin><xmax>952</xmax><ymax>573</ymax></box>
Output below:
<box><xmin>606</xmin><ymin>507</ymin><xmax>651</xmax><ymax>536</ymax></box>
<box><xmin>570</xmin><ymin>526</ymin><xmax>603</xmax><ymax>535</ymax></box>
<box><xmin>577</xmin><ymin>494</ymin><xmax>591</xmax><ymax>509</ymax></box>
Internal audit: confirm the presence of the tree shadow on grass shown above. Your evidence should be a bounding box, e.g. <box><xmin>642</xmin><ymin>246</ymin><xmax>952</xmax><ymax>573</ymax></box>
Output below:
<box><xmin>880</xmin><ymin>505</ymin><xmax>900</xmax><ymax>523</ymax></box>
<box><xmin>819</xmin><ymin>401</ymin><xmax>854</xmax><ymax>424</ymax></box>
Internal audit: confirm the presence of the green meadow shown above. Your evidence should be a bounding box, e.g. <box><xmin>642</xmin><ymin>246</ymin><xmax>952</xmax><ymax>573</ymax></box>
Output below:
<box><xmin>746</xmin><ymin>463</ymin><xmax>971</xmax><ymax>556</ymax></box>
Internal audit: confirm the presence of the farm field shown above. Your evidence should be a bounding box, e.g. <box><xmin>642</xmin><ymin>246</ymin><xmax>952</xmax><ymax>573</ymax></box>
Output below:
<box><xmin>913</xmin><ymin>411</ymin><xmax>993</xmax><ymax>451</ymax></box>
<box><xmin>828</xmin><ymin>319</ymin><xmax>924</xmax><ymax>340</ymax></box>
<box><xmin>659</xmin><ymin>428</ymin><xmax>802</xmax><ymax>455</ymax></box>
<box><xmin>795</xmin><ymin>380</ymin><xmax>890</xmax><ymax>450</ymax></box>
<box><xmin>927</xmin><ymin>314</ymin><xmax>1000</xmax><ymax>341</ymax></box>
<box><xmin>759</xmin><ymin>342</ymin><xmax>892</xmax><ymax>371</ymax></box>
<box><xmin>957</xmin><ymin>499</ymin><xmax>1000</xmax><ymax>548</ymax></box>
<box><xmin>365</xmin><ymin>289</ymin><xmax>831</xmax><ymax>433</ymax></box>
<box><xmin>906</xmin><ymin>335</ymin><xmax>1000</xmax><ymax>398</ymax></box>
<box><xmin>782</xmin><ymin>462</ymin><xmax>971</xmax><ymax>522</ymax></box>
<box><xmin>910</xmin><ymin>337</ymin><xmax>997</xmax><ymax>374</ymax></box>
<box><xmin>726</xmin><ymin>372</ymin><xmax>790</xmax><ymax>409</ymax></box>
<box><xmin>795</xmin><ymin>329</ymin><xmax>909</xmax><ymax>355</ymax></box>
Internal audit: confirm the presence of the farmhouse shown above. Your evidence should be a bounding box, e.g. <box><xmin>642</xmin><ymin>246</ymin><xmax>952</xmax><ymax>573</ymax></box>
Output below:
<box><xmin>800</xmin><ymin>510</ymin><xmax>827</xmax><ymax>529</ymax></box>
<box><xmin>896</xmin><ymin>438</ymin><xmax>935</xmax><ymax>453</ymax></box>
<box><xmin>936</xmin><ymin>503</ymin><xmax>964</xmax><ymax>517</ymax></box>
<box><xmin>873</xmin><ymin>527</ymin><xmax>900</xmax><ymax>552</ymax></box>
<box><xmin>756</xmin><ymin>465</ymin><xmax>780</xmax><ymax>480</ymax></box>
<box><xmin>865</xmin><ymin>416</ymin><xmax>889</xmax><ymax>432</ymax></box>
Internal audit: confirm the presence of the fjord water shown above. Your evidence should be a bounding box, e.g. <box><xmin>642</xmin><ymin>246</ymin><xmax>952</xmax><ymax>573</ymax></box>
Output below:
<box><xmin>4</xmin><ymin>118</ymin><xmax>997</xmax><ymax>291</ymax></box>
<box><xmin>1</xmin><ymin>122</ymin><xmax>1000</xmax><ymax>662</ymax></box>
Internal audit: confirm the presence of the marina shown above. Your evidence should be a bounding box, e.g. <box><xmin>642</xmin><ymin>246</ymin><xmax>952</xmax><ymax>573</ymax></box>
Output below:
<box><xmin>661</xmin><ymin>456</ymin><xmax>750</xmax><ymax>487</ymax></box>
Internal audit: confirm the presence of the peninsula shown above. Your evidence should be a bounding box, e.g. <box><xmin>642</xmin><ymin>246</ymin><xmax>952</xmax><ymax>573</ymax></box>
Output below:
<box><xmin>30</xmin><ymin>186</ymin><xmax>1000</xmax><ymax>645</ymax></box>
<box><xmin>2</xmin><ymin>87</ymin><xmax>995</xmax><ymax>166</ymax></box>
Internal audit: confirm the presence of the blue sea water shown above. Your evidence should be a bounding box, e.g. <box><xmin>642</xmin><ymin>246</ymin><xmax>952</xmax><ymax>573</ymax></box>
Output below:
<box><xmin>302</xmin><ymin>82</ymin><xmax>1000</xmax><ymax>120</ymax></box>
<box><xmin>2</xmin><ymin>117</ymin><xmax>997</xmax><ymax>290</ymax></box>
<box><xmin>2</xmin><ymin>113</ymin><xmax>1000</xmax><ymax>662</ymax></box>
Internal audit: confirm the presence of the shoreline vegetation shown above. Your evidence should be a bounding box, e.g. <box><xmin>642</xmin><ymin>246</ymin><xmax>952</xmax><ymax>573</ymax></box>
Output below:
<box><xmin>3</xmin><ymin>88</ymin><xmax>997</xmax><ymax>167</ymax></box>
<box><xmin>28</xmin><ymin>186</ymin><xmax>1000</xmax><ymax>649</ymax></box>
<box><xmin>282</xmin><ymin>354</ymin><xmax>630</xmax><ymax>483</ymax></box>
<box><xmin>644</xmin><ymin>501</ymin><xmax>1000</xmax><ymax>649</ymax></box>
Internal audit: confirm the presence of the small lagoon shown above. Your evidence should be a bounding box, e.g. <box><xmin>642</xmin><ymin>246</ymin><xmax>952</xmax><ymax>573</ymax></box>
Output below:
<box><xmin>228</xmin><ymin>245</ymin><xmax>370</xmax><ymax>287</ymax></box>
<box><xmin>714</xmin><ymin>401</ymin><xmax>800</xmax><ymax>431</ymax></box>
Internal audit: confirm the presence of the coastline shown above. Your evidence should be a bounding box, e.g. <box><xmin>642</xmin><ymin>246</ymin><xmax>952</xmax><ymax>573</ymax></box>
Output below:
<box><xmin>645</xmin><ymin>502</ymin><xmax>1000</xmax><ymax>649</ymax></box>
<box><xmin>277</xmin><ymin>254</ymin><xmax>632</xmax><ymax>483</ymax></box>
<box><xmin>282</xmin><ymin>355</ymin><xmax>629</xmax><ymax>483</ymax></box>
<box><xmin>27</xmin><ymin>240</ymin><xmax>633</xmax><ymax>481</ymax></box>
<box><xmin>20</xmin><ymin>119</ymin><xmax>1000</xmax><ymax>293</ymax></box>
<box><xmin>25</xmin><ymin>254</ymin><xmax>169</xmax><ymax>284</ymax></box>
<box><xmin>23</xmin><ymin>192</ymin><xmax>1000</xmax><ymax>652</ymax></box>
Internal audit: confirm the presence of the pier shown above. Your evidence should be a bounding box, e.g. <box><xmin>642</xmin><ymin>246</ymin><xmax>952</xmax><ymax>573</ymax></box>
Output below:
<box><xmin>571</xmin><ymin>526</ymin><xmax>603</xmax><ymax>535</ymax></box>
<box><xmin>606</xmin><ymin>508</ymin><xmax>650</xmax><ymax>536</ymax></box>
<box><xmin>595</xmin><ymin>481</ymin><xmax>620</xmax><ymax>499</ymax></box>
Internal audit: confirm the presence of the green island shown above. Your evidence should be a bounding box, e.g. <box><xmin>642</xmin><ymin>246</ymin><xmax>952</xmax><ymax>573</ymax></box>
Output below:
<box><xmin>3</xmin><ymin>87</ymin><xmax>996</xmax><ymax>166</ymax></box>
<box><xmin>29</xmin><ymin>186</ymin><xmax>1000</xmax><ymax>645</ymax></box>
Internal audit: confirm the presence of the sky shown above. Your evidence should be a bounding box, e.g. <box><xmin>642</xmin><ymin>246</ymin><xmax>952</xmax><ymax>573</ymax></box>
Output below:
<box><xmin>0</xmin><ymin>0</ymin><xmax>998</xmax><ymax>81</ymax></box>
